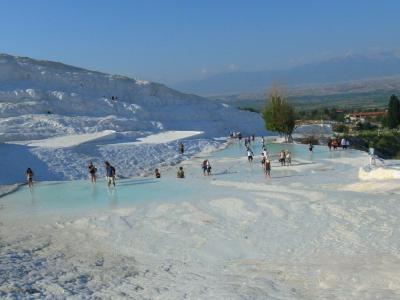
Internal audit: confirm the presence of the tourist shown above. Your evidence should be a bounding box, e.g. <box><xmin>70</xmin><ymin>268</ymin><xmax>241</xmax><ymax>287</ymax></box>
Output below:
<box><xmin>88</xmin><ymin>161</ymin><xmax>97</xmax><ymax>183</ymax></box>
<box><xmin>245</xmin><ymin>137</ymin><xmax>251</xmax><ymax>148</ymax></box>
<box><xmin>206</xmin><ymin>160</ymin><xmax>212</xmax><ymax>175</ymax></box>
<box><xmin>202</xmin><ymin>160</ymin><xmax>208</xmax><ymax>175</ymax></box>
<box><xmin>179</xmin><ymin>142</ymin><xmax>185</xmax><ymax>155</ymax></box>
<box><xmin>247</xmin><ymin>148</ymin><xmax>254</xmax><ymax>162</ymax></box>
<box><xmin>285</xmin><ymin>150</ymin><xmax>292</xmax><ymax>166</ymax></box>
<box><xmin>262</xmin><ymin>147</ymin><xmax>268</xmax><ymax>159</ymax></box>
<box><xmin>341</xmin><ymin>137</ymin><xmax>347</xmax><ymax>150</ymax></box>
<box><xmin>177</xmin><ymin>166</ymin><xmax>185</xmax><ymax>178</ymax></box>
<box><xmin>155</xmin><ymin>168</ymin><xmax>161</xmax><ymax>178</ymax></box>
<box><xmin>309</xmin><ymin>142</ymin><xmax>314</xmax><ymax>152</ymax></box>
<box><xmin>261</xmin><ymin>152</ymin><xmax>266</xmax><ymax>169</ymax></box>
<box><xmin>26</xmin><ymin>168</ymin><xmax>34</xmax><ymax>188</ymax></box>
<box><xmin>369</xmin><ymin>148</ymin><xmax>376</xmax><ymax>167</ymax></box>
<box><xmin>105</xmin><ymin>161</ymin><xmax>116</xmax><ymax>187</ymax></box>
<box><xmin>332</xmin><ymin>139</ymin><xmax>338</xmax><ymax>150</ymax></box>
<box><xmin>265</xmin><ymin>159</ymin><xmax>272</xmax><ymax>179</ymax></box>
<box><xmin>328</xmin><ymin>139</ymin><xmax>332</xmax><ymax>151</ymax></box>
<box><xmin>279</xmin><ymin>150</ymin><xmax>286</xmax><ymax>166</ymax></box>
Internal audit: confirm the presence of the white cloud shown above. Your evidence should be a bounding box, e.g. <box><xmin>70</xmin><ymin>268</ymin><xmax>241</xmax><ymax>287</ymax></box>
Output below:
<box><xmin>288</xmin><ymin>56</ymin><xmax>306</xmax><ymax>66</ymax></box>
<box><xmin>344</xmin><ymin>49</ymin><xmax>355</xmax><ymax>57</ymax></box>
<box><xmin>227</xmin><ymin>64</ymin><xmax>238</xmax><ymax>71</ymax></box>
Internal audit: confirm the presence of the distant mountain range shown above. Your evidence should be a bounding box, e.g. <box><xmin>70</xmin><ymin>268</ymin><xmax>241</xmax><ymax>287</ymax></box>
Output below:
<box><xmin>172</xmin><ymin>51</ymin><xmax>400</xmax><ymax>96</ymax></box>
<box><xmin>210</xmin><ymin>75</ymin><xmax>400</xmax><ymax>112</ymax></box>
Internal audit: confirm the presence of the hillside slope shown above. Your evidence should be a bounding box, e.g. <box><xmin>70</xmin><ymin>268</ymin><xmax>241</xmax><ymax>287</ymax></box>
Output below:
<box><xmin>0</xmin><ymin>54</ymin><xmax>265</xmax><ymax>183</ymax></box>
<box><xmin>0</xmin><ymin>53</ymin><xmax>263</xmax><ymax>142</ymax></box>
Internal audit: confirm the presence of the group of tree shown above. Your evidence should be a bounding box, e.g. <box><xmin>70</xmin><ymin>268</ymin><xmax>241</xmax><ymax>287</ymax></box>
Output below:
<box><xmin>262</xmin><ymin>88</ymin><xmax>295</xmax><ymax>142</ymax></box>
<box><xmin>261</xmin><ymin>89</ymin><xmax>400</xmax><ymax>141</ymax></box>
<box><xmin>296</xmin><ymin>107</ymin><xmax>344</xmax><ymax>122</ymax></box>
<box><xmin>387</xmin><ymin>94</ymin><xmax>400</xmax><ymax>129</ymax></box>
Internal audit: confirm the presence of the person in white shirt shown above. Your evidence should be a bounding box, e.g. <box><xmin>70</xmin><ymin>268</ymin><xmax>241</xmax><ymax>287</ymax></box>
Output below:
<box><xmin>285</xmin><ymin>150</ymin><xmax>292</xmax><ymax>165</ymax></box>
<box><xmin>247</xmin><ymin>149</ymin><xmax>254</xmax><ymax>162</ymax></box>
<box><xmin>341</xmin><ymin>138</ymin><xmax>346</xmax><ymax>149</ymax></box>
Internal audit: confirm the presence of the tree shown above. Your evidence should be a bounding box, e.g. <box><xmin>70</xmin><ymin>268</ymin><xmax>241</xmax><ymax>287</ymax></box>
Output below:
<box><xmin>333</xmin><ymin>124</ymin><xmax>349</xmax><ymax>134</ymax></box>
<box><xmin>262</xmin><ymin>88</ymin><xmax>295</xmax><ymax>142</ymax></box>
<box><xmin>387</xmin><ymin>94</ymin><xmax>400</xmax><ymax>129</ymax></box>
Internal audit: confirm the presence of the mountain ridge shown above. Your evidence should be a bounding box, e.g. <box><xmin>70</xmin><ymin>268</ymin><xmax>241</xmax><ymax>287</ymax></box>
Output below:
<box><xmin>172</xmin><ymin>51</ymin><xmax>400</xmax><ymax>96</ymax></box>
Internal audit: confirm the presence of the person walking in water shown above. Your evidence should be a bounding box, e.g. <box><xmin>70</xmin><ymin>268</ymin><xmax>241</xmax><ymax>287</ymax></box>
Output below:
<box><xmin>332</xmin><ymin>139</ymin><xmax>338</xmax><ymax>150</ymax></box>
<box><xmin>88</xmin><ymin>161</ymin><xmax>97</xmax><ymax>183</ymax></box>
<box><xmin>247</xmin><ymin>148</ymin><xmax>254</xmax><ymax>162</ymax></box>
<box><xmin>179</xmin><ymin>142</ymin><xmax>185</xmax><ymax>155</ymax></box>
<box><xmin>177</xmin><ymin>166</ymin><xmax>185</xmax><ymax>178</ymax></box>
<box><xmin>155</xmin><ymin>168</ymin><xmax>161</xmax><ymax>178</ymax></box>
<box><xmin>308</xmin><ymin>141</ymin><xmax>314</xmax><ymax>152</ymax></box>
<box><xmin>285</xmin><ymin>150</ymin><xmax>292</xmax><ymax>166</ymax></box>
<box><xmin>244</xmin><ymin>138</ymin><xmax>249</xmax><ymax>148</ymax></box>
<box><xmin>346</xmin><ymin>139</ymin><xmax>350</xmax><ymax>149</ymax></box>
<box><xmin>369</xmin><ymin>147</ymin><xmax>376</xmax><ymax>167</ymax></box>
<box><xmin>341</xmin><ymin>137</ymin><xmax>347</xmax><ymax>150</ymax></box>
<box><xmin>261</xmin><ymin>152</ymin><xmax>266</xmax><ymax>170</ymax></box>
<box><xmin>264</xmin><ymin>159</ymin><xmax>272</xmax><ymax>179</ymax></box>
<box><xmin>26</xmin><ymin>168</ymin><xmax>34</xmax><ymax>188</ymax></box>
<box><xmin>206</xmin><ymin>160</ymin><xmax>212</xmax><ymax>175</ymax></box>
<box><xmin>262</xmin><ymin>147</ymin><xmax>268</xmax><ymax>160</ymax></box>
<box><xmin>105</xmin><ymin>161</ymin><xmax>116</xmax><ymax>187</ymax></box>
<box><xmin>202</xmin><ymin>160</ymin><xmax>208</xmax><ymax>175</ymax></box>
<box><xmin>279</xmin><ymin>150</ymin><xmax>286</xmax><ymax>166</ymax></box>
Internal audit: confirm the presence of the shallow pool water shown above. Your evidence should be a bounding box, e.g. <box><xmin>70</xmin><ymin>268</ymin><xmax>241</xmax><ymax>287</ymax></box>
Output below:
<box><xmin>214</xmin><ymin>140</ymin><xmax>359</xmax><ymax>161</ymax></box>
<box><xmin>1</xmin><ymin>177</ymin><xmax>224</xmax><ymax>218</ymax></box>
<box><xmin>0</xmin><ymin>141</ymin><xmax>363</xmax><ymax>219</ymax></box>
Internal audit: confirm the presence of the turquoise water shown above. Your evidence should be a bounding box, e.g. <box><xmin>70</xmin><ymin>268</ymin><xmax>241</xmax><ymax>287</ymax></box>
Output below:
<box><xmin>0</xmin><ymin>141</ymin><xmax>363</xmax><ymax>218</ymax></box>
<box><xmin>215</xmin><ymin>140</ymin><xmax>359</xmax><ymax>160</ymax></box>
<box><xmin>0</xmin><ymin>177</ymin><xmax>215</xmax><ymax>218</ymax></box>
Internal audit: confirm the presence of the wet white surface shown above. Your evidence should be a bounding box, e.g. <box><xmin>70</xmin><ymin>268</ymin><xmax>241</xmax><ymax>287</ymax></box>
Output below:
<box><xmin>1</xmin><ymin>141</ymin><xmax>400</xmax><ymax>299</ymax></box>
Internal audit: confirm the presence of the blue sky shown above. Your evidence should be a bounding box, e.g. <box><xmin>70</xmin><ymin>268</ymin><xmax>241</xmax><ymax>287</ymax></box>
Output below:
<box><xmin>0</xmin><ymin>0</ymin><xmax>399</xmax><ymax>83</ymax></box>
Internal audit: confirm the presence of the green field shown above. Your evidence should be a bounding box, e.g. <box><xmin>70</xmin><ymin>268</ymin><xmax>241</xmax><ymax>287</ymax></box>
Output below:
<box><xmin>223</xmin><ymin>90</ymin><xmax>397</xmax><ymax>112</ymax></box>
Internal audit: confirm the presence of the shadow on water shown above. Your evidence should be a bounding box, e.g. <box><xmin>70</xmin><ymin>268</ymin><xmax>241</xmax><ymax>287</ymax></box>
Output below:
<box><xmin>115</xmin><ymin>179</ymin><xmax>158</xmax><ymax>187</ymax></box>
<box><xmin>36</xmin><ymin>178</ymin><xmax>159</xmax><ymax>188</ymax></box>
<box><xmin>274</xmin><ymin>162</ymin><xmax>316</xmax><ymax>167</ymax></box>
<box><xmin>212</xmin><ymin>170</ymin><xmax>239</xmax><ymax>176</ymax></box>
<box><xmin>271</xmin><ymin>174</ymin><xmax>304</xmax><ymax>179</ymax></box>
<box><xmin>38</xmin><ymin>181</ymin><xmax>75</xmax><ymax>187</ymax></box>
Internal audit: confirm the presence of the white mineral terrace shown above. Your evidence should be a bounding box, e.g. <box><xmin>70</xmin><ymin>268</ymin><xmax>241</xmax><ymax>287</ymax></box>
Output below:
<box><xmin>1</xmin><ymin>140</ymin><xmax>400</xmax><ymax>299</ymax></box>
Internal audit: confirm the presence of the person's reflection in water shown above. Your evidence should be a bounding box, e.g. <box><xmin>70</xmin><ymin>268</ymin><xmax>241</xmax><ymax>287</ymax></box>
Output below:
<box><xmin>108</xmin><ymin>188</ymin><xmax>118</xmax><ymax>208</ymax></box>
<box><xmin>91</xmin><ymin>183</ymin><xmax>98</xmax><ymax>202</ymax></box>
<box><xmin>29</xmin><ymin>186</ymin><xmax>37</xmax><ymax>205</ymax></box>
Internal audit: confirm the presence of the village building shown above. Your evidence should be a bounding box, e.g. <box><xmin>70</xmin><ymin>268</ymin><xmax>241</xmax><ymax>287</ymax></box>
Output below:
<box><xmin>345</xmin><ymin>111</ymin><xmax>387</xmax><ymax>124</ymax></box>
